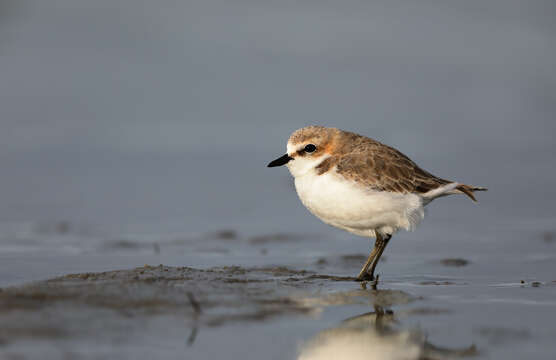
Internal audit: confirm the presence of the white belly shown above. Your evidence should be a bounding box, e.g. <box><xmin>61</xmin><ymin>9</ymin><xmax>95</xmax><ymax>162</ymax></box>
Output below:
<box><xmin>294</xmin><ymin>171</ymin><xmax>424</xmax><ymax>237</ymax></box>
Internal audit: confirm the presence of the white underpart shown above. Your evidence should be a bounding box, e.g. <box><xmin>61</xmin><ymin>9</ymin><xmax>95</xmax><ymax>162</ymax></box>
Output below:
<box><xmin>293</xmin><ymin>168</ymin><xmax>425</xmax><ymax>237</ymax></box>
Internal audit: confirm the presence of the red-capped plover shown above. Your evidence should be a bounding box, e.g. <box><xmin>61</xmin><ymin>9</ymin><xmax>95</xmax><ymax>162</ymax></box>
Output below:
<box><xmin>268</xmin><ymin>126</ymin><xmax>486</xmax><ymax>282</ymax></box>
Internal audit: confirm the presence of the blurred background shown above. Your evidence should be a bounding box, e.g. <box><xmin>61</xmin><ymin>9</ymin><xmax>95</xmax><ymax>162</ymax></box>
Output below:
<box><xmin>2</xmin><ymin>2</ymin><xmax>556</xmax><ymax>358</ymax></box>
<box><xmin>1</xmin><ymin>0</ymin><xmax>555</xmax><ymax>242</ymax></box>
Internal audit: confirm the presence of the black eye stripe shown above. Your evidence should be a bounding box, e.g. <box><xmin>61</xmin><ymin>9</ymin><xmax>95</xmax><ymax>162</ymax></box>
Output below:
<box><xmin>304</xmin><ymin>144</ymin><xmax>317</xmax><ymax>153</ymax></box>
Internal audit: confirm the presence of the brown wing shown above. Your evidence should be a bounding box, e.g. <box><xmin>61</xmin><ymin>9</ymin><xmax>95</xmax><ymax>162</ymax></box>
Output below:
<box><xmin>334</xmin><ymin>142</ymin><xmax>450</xmax><ymax>195</ymax></box>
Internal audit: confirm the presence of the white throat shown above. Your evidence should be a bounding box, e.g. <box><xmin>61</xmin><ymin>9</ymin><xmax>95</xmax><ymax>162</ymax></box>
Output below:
<box><xmin>286</xmin><ymin>153</ymin><xmax>330</xmax><ymax>178</ymax></box>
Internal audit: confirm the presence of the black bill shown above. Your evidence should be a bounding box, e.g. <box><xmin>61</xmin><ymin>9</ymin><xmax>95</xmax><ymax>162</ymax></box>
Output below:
<box><xmin>267</xmin><ymin>154</ymin><xmax>293</xmax><ymax>167</ymax></box>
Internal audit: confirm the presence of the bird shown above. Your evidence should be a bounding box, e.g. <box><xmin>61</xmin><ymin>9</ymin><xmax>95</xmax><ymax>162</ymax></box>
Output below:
<box><xmin>267</xmin><ymin>126</ymin><xmax>486</xmax><ymax>282</ymax></box>
<box><xmin>298</xmin><ymin>305</ymin><xmax>476</xmax><ymax>360</ymax></box>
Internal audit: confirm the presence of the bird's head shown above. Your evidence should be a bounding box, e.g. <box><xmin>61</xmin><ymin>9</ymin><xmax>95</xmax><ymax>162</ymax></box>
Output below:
<box><xmin>267</xmin><ymin>126</ymin><xmax>338</xmax><ymax>177</ymax></box>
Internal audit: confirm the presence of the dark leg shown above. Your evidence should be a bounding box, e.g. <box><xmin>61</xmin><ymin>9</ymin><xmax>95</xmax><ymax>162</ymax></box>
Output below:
<box><xmin>357</xmin><ymin>233</ymin><xmax>383</xmax><ymax>281</ymax></box>
<box><xmin>366</xmin><ymin>234</ymin><xmax>391</xmax><ymax>281</ymax></box>
<box><xmin>356</xmin><ymin>233</ymin><xmax>392</xmax><ymax>282</ymax></box>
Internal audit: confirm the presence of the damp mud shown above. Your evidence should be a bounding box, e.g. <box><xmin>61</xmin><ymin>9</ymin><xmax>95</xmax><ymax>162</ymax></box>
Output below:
<box><xmin>2</xmin><ymin>0</ymin><xmax>556</xmax><ymax>358</ymax></box>
<box><xmin>1</xmin><ymin>224</ymin><xmax>556</xmax><ymax>359</ymax></box>
<box><xmin>2</xmin><ymin>226</ymin><xmax>556</xmax><ymax>360</ymax></box>
<box><xmin>0</xmin><ymin>264</ymin><xmax>477</xmax><ymax>360</ymax></box>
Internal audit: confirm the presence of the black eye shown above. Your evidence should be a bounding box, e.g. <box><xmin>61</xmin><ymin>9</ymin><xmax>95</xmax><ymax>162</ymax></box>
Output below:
<box><xmin>304</xmin><ymin>144</ymin><xmax>317</xmax><ymax>153</ymax></box>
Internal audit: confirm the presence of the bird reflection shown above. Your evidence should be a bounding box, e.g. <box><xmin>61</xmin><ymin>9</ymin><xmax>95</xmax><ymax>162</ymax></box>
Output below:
<box><xmin>186</xmin><ymin>292</ymin><xmax>202</xmax><ymax>347</ymax></box>
<box><xmin>298</xmin><ymin>305</ymin><xmax>476</xmax><ymax>360</ymax></box>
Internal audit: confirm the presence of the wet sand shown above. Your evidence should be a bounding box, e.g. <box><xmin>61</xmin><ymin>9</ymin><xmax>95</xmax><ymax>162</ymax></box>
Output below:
<box><xmin>1</xmin><ymin>225</ymin><xmax>556</xmax><ymax>360</ymax></box>
<box><xmin>1</xmin><ymin>0</ymin><xmax>555</xmax><ymax>358</ymax></box>
<box><xmin>0</xmin><ymin>264</ymin><xmax>475</xmax><ymax>360</ymax></box>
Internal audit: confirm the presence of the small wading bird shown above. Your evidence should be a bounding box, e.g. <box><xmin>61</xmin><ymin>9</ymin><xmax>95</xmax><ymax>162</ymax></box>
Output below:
<box><xmin>268</xmin><ymin>126</ymin><xmax>486</xmax><ymax>282</ymax></box>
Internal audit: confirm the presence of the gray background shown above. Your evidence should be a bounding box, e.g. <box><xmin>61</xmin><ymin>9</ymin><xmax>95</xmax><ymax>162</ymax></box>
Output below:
<box><xmin>1</xmin><ymin>0</ymin><xmax>555</xmax><ymax>234</ymax></box>
<box><xmin>1</xmin><ymin>2</ymin><xmax>556</xmax><ymax>359</ymax></box>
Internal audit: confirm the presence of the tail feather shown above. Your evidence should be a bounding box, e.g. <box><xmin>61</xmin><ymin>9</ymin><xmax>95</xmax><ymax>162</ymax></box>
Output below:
<box><xmin>456</xmin><ymin>184</ymin><xmax>487</xmax><ymax>202</ymax></box>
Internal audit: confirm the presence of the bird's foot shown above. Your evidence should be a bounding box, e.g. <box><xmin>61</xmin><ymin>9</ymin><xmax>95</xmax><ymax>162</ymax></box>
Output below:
<box><xmin>356</xmin><ymin>272</ymin><xmax>379</xmax><ymax>287</ymax></box>
<box><xmin>357</xmin><ymin>273</ymin><xmax>378</xmax><ymax>290</ymax></box>
<box><xmin>356</xmin><ymin>272</ymin><xmax>374</xmax><ymax>282</ymax></box>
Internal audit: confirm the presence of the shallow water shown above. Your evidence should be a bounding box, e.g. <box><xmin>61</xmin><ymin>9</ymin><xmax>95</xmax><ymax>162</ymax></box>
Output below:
<box><xmin>1</xmin><ymin>220</ymin><xmax>556</xmax><ymax>359</ymax></box>
<box><xmin>1</xmin><ymin>0</ymin><xmax>556</xmax><ymax>359</ymax></box>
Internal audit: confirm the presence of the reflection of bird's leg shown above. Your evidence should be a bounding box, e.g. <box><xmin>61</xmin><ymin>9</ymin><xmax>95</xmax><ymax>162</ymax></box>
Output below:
<box><xmin>373</xmin><ymin>305</ymin><xmax>386</xmax><ymax>332</ymax></box>
<box><xmin>186</xmin><ymin>292</ymin><xmax>202</xmax><ymax>347</ymax></box>
<box><xmin>356</xmin><ymin>233</ymin><xmax>392</xmax><ymax>282</ymax></box>
<box><xmin>371</xmin><ymin>305</ymin><xmax>396</xmax><ymax>335</ymax></box>
<box><xmin>187</xmin><ymin>326</ymin><xmax>199</xmax><ymax>347</ymax></box>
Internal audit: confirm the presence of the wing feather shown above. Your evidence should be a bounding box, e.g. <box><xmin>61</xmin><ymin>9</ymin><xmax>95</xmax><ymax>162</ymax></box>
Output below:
<box><xmin>334</xmin><ymin>140</ymin><xmax>449</xmax><ymax>194</ymax></box>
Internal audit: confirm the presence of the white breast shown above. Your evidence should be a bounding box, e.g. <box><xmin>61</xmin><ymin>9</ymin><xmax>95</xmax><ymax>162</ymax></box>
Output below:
<box><xmin>294</xmin><ymin>170</ymin><xmax>424</xmax><ymax>237</ymax></box>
